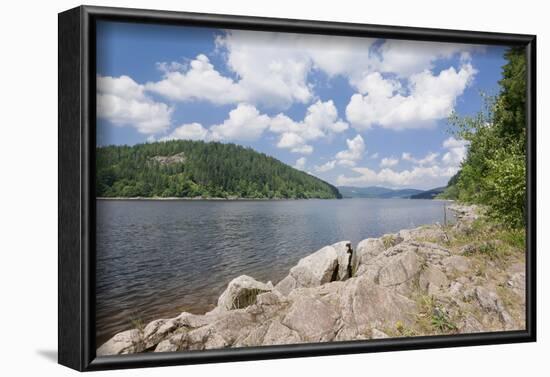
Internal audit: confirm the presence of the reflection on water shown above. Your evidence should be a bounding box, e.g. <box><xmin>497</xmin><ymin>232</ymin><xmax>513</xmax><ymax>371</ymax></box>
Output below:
<box><xmin>96</xmin><ymin>198</ymin><xmax>453</xmax><ymax>343</ymax></box>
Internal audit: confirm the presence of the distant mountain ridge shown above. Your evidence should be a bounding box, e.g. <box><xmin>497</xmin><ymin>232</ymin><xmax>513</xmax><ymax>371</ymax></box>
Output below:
<box><xmin>409</xmin><ymin>186</ymin><xmax>446</xmax><ymax>199</ymax></box>
<box><xmin>338</xmin><ymin>186</ymin><xmax>424</xmax><ymax>199</ymax></box>
<box><xmin>338</xmin><ymin>186</ymin><xmax>448</xmax><ymax>199</ymax></box>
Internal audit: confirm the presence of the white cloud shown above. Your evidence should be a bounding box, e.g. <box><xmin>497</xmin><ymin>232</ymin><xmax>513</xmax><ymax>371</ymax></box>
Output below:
<box><xmin>353</xmin><ymin>70</ymin><xmax>402</xmax><ymax>97</ymax></box>
<box><xmin>209</xmin><ymin>103</ymin><xmax>271</xmax><ymax>141</ymax></box>
<box><xmin>337</xmin><ymin>160</ymin><xmax>357</xmax><ymax>167</ymax></box>
<box><xmin>402</xmin><ymin>151</ymin><xmax>439</xmax><ymax>166</ymax></box>
<box><xmin>270</xmin><ymin>113</ymin><xmax>324</xmax><ymax>141</ymax></box>
<box><xmin>149</xmin><ymin>33</ymin><xmax>321</xmax><ymax>109</ymax></box>
<box><xmin>294</xmin><ymin>157</ymin><xmax>307</xmax><ymax>171</ymax></box>
<box><xmin>336</xmin><ymin>136</ymin><xmax>469</xmax><ymax>189</ymax></box>
<box><xmin>314</xmin><ymin>160</ymin><xmax>337</xmax><ymax>173</ymax></box>
<box><xmin>97</xmin><ymin>75</ymin><xmax>173</xmax><ymax>134</ymax></box>
<box><xmin>377</xmin><ymin>40</ymin><xmax>480</xmax><ymax>77</ymax></box>
<box><xmin>418</xmin><ymin>152</ymin><xmax>439</xmax><ymax>165</ymax></box>
<box><xmin>161</xmin><ymin>122</ymin><xmax>208</xmax><ymax>141</ymax></box>
<box><xmin>215</xmin><ymin>31</ymin><xmax>315</xmax><ymax>109</ymax></box>
<box><xmin>290</xmin><ymin>144</ymin><xmax>314</xmax><ymax>155</ymax></box>
<box><xmin>145</xmin><ymin>54</ymin><xmax>246</xmax><ymax>105</ymax></box>
<box><xmin>276</xmin><ymin>132</ymin><xmax>304</xmax><ymax>148</ymax></box>
<box><xmin>216</xmin><ymin>31</ymin><xmax>425</xmax><ymax>107</ymax></box>
<box><xmin>306</xmin><ymin>35</ymin><xmax>378</xmax><ymax>82</ymax></box>
<box><xmin>304</xmin><ymin>100</ymin><xmax>349</xmax><ymax>133</ymax></box>
<box><xmin>336</xmin><ymin>164</ymin><xmax>458</xmax><ymax>189</ymax></box>
<box><xmin>215</xmin><ymin>32</ymin><xmax>474</xmax><ymax>98</ymax></box>
<box><xmin>158</xmin><ymin>99</ymin><xmax>345</xmax><ymax>153</ymax></box>
<box><xmin>157</xmin><ymin>98</ymin><xmax>348</xmax><ymax>155</ymax></box>
<box><xmin>276</xmin><ymin>132</ymin><xmax>313</xmax><ymax>154</ymax></box>
<box><xmin>380</xmin><ymin>157</ymin><xmax>399</xmax><ymax>168</ymax></box>
<box><xmin>152</xmin><ymin>33</ymin><xmax>369</xmax><ymax>109</ymax></box>
<box><xmin>443</xmin><ymin>136</ymin><xmax>468</xmax><ymax>149</ymax></box>
<box><xmin>139</xmin><ymin>31</ymin><xmax>479</xmax><ymax>118</ymax></box>
<box><xmin>160</xmin><ymin>103</ymin><xmax>269</xmax><ymax>143</ymax></box>
<box><xmin>370</xmin><ymin>152</ymin><xmax>379</xmax><ymax>159</ymax></box>
<box><xmin>309</xmin><ymin>134</ymin><xmax>365</xmax><ymax>173</ymax></box>
<box><xmin>442</xmin><ymin>136</ymin><xmax>468</xmax><ymax>167</ymax></box>
<box><xmin>270</xmin><ymin>100</ymin><xmax>348</xmax><ymax>154</ymax></box>
<box><xmin>98</xmin><ymin>74</ymin><xmax>144</xmax><ymax>99</ymax></box>
<box><xmin>215</xmin><ymin>32</ymin><xmax>478</xmax><ymax>106</ymax></box>
<box><xmin>345</xmin><ymin>63</ymin><xmax>477</xmax><ymax>130</ymax></box>
<box><xmin>335</xmin><ymin>134</ymin><xmax>365</xmax><ymax>167</ymax></box>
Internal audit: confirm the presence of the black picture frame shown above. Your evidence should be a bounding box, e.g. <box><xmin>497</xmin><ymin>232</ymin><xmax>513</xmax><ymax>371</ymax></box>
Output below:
<box><xmin>58</xmin><ymin>5</ymin><xmax>537</xmax><ymax>372</ymax></box>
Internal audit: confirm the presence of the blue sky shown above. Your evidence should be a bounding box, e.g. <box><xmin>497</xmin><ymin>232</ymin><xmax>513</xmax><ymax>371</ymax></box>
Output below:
<box><xmin>96</xmin><ymin>20</ymin><xmax>508</xmax><ymax>190</ymax></box>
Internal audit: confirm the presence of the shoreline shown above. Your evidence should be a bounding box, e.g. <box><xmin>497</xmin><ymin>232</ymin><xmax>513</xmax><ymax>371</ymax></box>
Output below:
<box><xmin>96</xmin><ymin>203</ymin><xmax>455</xmax><ymax>345</ymax></box>
<box><xmin>97</xmin><ymin>203</ymin><xmax>526</xmax><ymax>355</ymax></box>
<box><xmin>97</xmin><ymin>196</ymin><xmax>452</xmax><ymax>201</ymax></box>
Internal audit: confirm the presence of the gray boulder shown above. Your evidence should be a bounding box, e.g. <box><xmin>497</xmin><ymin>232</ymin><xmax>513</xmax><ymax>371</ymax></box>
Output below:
<box><xmin>217</xmin><ymin>275</ymin><xmax>273</xmax><ymax>311</ymax></box>
<box><xmin>343</xmin><ymin>276</ymin><xmax>417</xmax><ymax>332</ymax></box>
<box><xmin>475</xmin><ymin>286</ymin><xmax>500</xmax><ymax>312</ymax></box>
<box><xmin>154</xmin><ymin>332</ymin><xmax>188</xmax><ymax>353</ymax></box>
<box><xmin>419</xmin><ymin>266</ymin><xmax>449</xmax><ymax>295</ymax></box>
<box><xmin>282</xmin><ymin>295</ymin><xmax>339</xmax><ymax>342</ymax></box>
<box><xmin>398</xmin><ymin>225</ymin><xmax>448</xmax><ymax>243</ymax></box>
<box><xmin>458</xmin><ymin>315</ymin><xmax>484</xmax><ymax>333</ymax></box>
<box><xmin>274</xmin><ymin>275</ymin><xmax>297</xmax><ymax>296</ymax></box>
<box><xmin>378</xmin><ymin>249</ymin><xmax>421</xmax><ymax>287</ymax></box>
<box><xmin>142</xmin><ymin>318</ymin><xmax>179</xmax><ymax>349</ymax></box>
<box><xmin>332</xmin><ymin>241</ymin><xmax>354</xmax><ymax>280</ymax></box>
<box><xmin>262</xmin><ymin>321</ymin><xmax>302</xmax><ymax>345</ymax></box>
<box><xmin>275</xmin><ymin>241</ymin><xmax>351</xmax><ymax>295</ymax></box>
<box><xmin>443</xmin><ymin>255</ymin><xmax>471</xmax><ymax>273</ymax></box>
<box><xmin>354</xmin><ymin>238</ymin><xmax>385</xmax><ymax>270</ymax></box>
<box><xmin>97</xmin><ymin>329</ymin><xmax>144</xmax><ymax>356</ymax></box>
<box><xmin>176</xmin><ymin>311</ymin><xmax>220</xmax><ymax>328</ymax></box>
<box><xmin>372</xmin><ymin>328</ymin><xmax>390</xmax><ymax>339</ymax></box>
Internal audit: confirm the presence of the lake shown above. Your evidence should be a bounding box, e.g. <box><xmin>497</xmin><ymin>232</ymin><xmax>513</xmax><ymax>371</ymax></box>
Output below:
<box><xmin>96</xmin><ymin>198</ymin><xmax>453</xmax><ymax>344</ymax></box>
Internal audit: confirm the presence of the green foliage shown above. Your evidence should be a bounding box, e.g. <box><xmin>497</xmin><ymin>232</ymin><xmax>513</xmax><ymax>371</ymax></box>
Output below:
<box><xmin>447</xmin><ymin>217</ymin><xmax>524</xmax><ymax>264</ymax></box>
<box><xmin>494</xmin><ymin>47</ymin><xmax>527</xmax><ymax>146</ymax></box>
<box><xmin>96</xmin><ymin>140</ymin><xmax>342</xmax><ymax>199</ymax></box>
<box><xmin>482</xmin><ymin>149</ymin><xmax>526</xmax><ymax>228</ymax></box>
<box><xmin>415</xmin><ymin>295</ymin><xmax>457</xmax><ymax>334</ymax></box>
<box><xmin>381</xmin><ymin>234</ymin><xmax>397</xmax><ymax>249</ymax></box>
<box><xmin>446</xmin><ymin>48</ymin><xmax>526</xmax><ymax>228</ymax></box>
<box><xmin>128</xmin><ymin>311</ymin><xmax>145</xmax><ymax>333</ymax></box>
<box><xmin>394</xmin><ymin>320</ymin><xmax>417</xmax><ymax>337</ymax></box>
<box><xmin>499</xmin><ymin>227</ymin><xmax>526</xmax><ymax>250</ymax></box>
<box><xmin>437</xmin><ymin>171</ymin><xmax>460</xmax><ymax>199</ymax></box>
<box><xmin>130</xmin><ymin>318</ymin><xmax>145</xmax><ymax>332</ymax></box>
<box><xmin>430</xmin><ymin>307</ymin><xmax>457</xmax><ymax>332</ymax></box>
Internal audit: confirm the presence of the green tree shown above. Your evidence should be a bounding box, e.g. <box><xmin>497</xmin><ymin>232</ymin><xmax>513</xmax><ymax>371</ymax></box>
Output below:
<box><xmin>447</xmin><ymin>48</ymin><xmax>526</xmax><ymax>228</ymax></box>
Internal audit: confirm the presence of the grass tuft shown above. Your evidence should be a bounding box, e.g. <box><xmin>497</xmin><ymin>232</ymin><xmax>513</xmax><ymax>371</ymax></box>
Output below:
<box><xmin>415</xmin><ymin>295</ymin><xmax>458</xmax><ymax>334</ymax></box>
<box><xmin>230</xmin><ymin>288</ymin><xmax>265</xmax><ymax>310</ymax></box>
<box><xmin>382</xmin><ymin>234</ymin><xmax>397</xmax><ymax>249</ymax></box>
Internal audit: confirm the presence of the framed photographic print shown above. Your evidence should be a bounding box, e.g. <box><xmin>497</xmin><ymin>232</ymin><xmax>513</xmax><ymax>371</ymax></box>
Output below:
<box><xmin>58</xmin><ymin>5</ymin><xmax>536</xmax><ymax>371</ymax></box>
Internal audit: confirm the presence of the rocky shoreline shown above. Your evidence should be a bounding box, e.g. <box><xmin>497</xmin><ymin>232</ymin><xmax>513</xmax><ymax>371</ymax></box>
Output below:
<box><xmin>97</xmin><ymin>204</ymin><xmax>526</xmax><ymax>356</ymax></box>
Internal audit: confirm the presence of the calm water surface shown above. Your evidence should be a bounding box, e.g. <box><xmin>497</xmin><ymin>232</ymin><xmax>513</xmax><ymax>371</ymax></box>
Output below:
<box><xmin>96</xmin><ymin>198</ymin><xmax>453</xmax><ymax>343</ymax></box>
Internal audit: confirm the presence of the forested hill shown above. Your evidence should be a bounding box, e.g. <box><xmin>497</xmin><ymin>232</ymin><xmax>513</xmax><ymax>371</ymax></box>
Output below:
<box><xmin>96</xmin><ymin>140</ymin><xmax>342</xmax><ymax>199</ymax></box>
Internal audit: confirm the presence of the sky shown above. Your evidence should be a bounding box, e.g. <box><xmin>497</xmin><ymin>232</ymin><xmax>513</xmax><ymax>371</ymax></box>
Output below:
<box><xmin>96</xmin><ymin>21</ymin><xmax>508</xmax><ymax>190</ymax></box>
